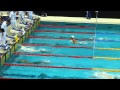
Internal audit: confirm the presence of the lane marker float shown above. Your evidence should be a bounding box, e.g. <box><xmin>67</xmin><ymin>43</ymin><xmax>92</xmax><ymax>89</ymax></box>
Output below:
<box><xmin>22</xmin><ymin>43</ymin><xmax>120</xmax><ymax>51</ymax></box>
<box><xmin>22</xmin><ymin>44</ymin><xmax>93</xmax><ymax>49</ymax></box>
<box><xmin>13</xmin><ymin>52</ymin><xmax>120</xmax><ymax>60</ymax></box>
<box><xmin>34</xmin><ymin>30</ymin><xmax>95</xmax><ymax>34</ymax></box>
<box><xmin>94</xmin><ymin>57</ymin><xmax>120</xmax><ymax>60</ymax></box>
<box><xmin>4</xmin><ymin>63</ymin><xmax>120</xmax><ymax>72</ymax></box>
<box><xmin>3</xmin><ymin>63</ymin><xmax>93</xmax><ymax>70</ymax></box>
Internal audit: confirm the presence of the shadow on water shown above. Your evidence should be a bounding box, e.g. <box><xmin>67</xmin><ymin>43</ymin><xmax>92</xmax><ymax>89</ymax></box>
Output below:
<box><xmin>38</xmin><ymin>73</ymin><xmax>83</xmax><ymax>79</ymax></box>
<box><xmin>1</xmin><ymin>73</ymin><xmax>36</xmax><ymax>79</ymax></box>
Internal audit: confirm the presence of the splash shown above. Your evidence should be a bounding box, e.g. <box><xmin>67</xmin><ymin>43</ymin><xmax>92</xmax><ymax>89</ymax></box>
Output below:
<box><xmin>78</xmin><ymin>41</ymin><xmax>88</xmax><ymax>45</ymax></box>
<box><xmin>91</xmin><ymin>72</ymin><xmax>120</xmax><ymax>79</ymax></box>
<box><xmin>42</xmin><ymin>60</ymin><xmax>51</xmax><ymax>63</ymax></box>
<box><xmin>98</xmin><ymin>38</ymin><xmax>104</xmax><ymax>40</ymax></box>
<box><xmin>98</xmin><ymin>37</ymin><xmax>109</xmax><ymax>41</ymax></box>
<box><xmin>19</xmin><ymin>45</ymin><xmax>49</xmax><ymax>53</ymax></box>
<box><xmin>20</xmin><ymin>46</ymin><xmax>37</xmax><ymax>52</ymax></box>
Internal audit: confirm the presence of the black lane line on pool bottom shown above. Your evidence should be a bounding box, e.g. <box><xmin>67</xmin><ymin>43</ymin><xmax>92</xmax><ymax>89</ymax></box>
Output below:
<box><xmin>0</xmin><ymin>77</ymin><xmax>17</xmax><ymax>79</ymax></box>
<box><xmin>28</xmin><ymin>35</ymin><xmax>120</xmax><ymax>42</ymax></box>
<box><xmin>34</xmin><ymin>30</ymin><xmax>95</xmax><ymax>34</ymax></box>
<box><xmin>4</xmin><ymin>63</ymin><xmax>93</xmax><ymax>70</ymax></box>
<box><xmin>13</xmin><ymin>52</ymin><xmax>93</xmax><ymax>59</ymax></box>
<box><xmin>28</xmin><ymin>36</ymin><xmax>93</xmax><ymax>41</ymax></box>
<box><xmin>2</xmin><ymin>73</ymin><xmax>36</xmax><ymax>78</ymax></box>
<box><xmin>39</xmin><ymin>24</ymin><xmax>95</xmax><ymax>29</ymax></box>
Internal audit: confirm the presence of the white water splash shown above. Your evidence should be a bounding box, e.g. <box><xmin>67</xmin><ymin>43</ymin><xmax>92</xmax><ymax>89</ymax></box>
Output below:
<box><xmin>92</xmin><ymin>72</ymin><xmax>120</xmax><ymax>79</ymax></box>
<box><xmin>20</xmin><ymin>46</ymin><xmax>48</xmax><ymax>52</ymax></box>
<box><xmin>98</xmin><ymin>38</ymin><xmax>104</xmax><ymax>40</ymax></box>
<box><xmin>42</xmin><ymin>60</ymin><xmax>51</xmax><ymax>63</ymax></box>
<box><xmin>78</xmin><ymin>41</ymin><xmax>88</xmax><ymax>45</ymax></box>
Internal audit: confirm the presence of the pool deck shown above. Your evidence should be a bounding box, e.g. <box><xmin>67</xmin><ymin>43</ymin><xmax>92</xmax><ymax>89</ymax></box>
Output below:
<box><xmin>40</xmin><ymin>16</ymin><xmax>120</xmax><ymax>25</ymax></box>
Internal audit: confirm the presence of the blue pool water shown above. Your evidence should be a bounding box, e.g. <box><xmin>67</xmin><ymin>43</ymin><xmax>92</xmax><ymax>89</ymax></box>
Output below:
<box><xmin>1</xmin><ymin>21</ymin><xmax>120</xmax><ymax>79</ymax></box>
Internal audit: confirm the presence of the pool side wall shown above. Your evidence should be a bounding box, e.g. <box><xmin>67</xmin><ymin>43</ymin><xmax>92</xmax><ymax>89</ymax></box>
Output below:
<box><xmin>0</xmin><ymin>19</ymin><xmax>40</xmax><ymax>68</ymax></box>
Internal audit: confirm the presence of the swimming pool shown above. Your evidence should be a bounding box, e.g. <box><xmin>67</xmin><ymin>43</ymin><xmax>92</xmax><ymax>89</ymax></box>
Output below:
<box><xmin>1</xmin><ymin>21</ymin><xmax>120</xmax><ymax>79</ymax></box>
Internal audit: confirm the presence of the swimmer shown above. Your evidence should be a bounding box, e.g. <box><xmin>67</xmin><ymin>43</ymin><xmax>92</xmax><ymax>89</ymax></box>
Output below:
<box><xmin>91</xmin><ymin>72</ymin><xmax>120</xmax><ymax>79</ymax></box>
<box><xmin>70</xmin><ymin>35</ymin><xmax>87</xmax><ymax>45</ymax></box>
<box><xmin>18</xmin><ymin>45</ymin><xmax>51</xmax><ymax>53</ymax></box>
<box><xmin>70</xmin><ymin>35</ymin><xmax>78</xmax><ymax>44</ymax></box>
<box><xmin>20</xmin><ymin>46</ymin><xmax>38</xmax><ymax>52</ymax></box>
<box><xmin>16</xmin><ymin>60</ymin><xmax>29</xmax><ymax>63</ymax></box>
<box><xmin>15</xmin><ymin>60</ymin><xmax>51</xmax><ymax>64</ymax></box>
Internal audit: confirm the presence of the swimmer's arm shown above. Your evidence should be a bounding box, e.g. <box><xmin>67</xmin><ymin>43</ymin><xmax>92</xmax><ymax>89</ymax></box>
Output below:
<box><xmin>73</xmin><ymin>41</ymin><xmax>78</xmax><ymax>44</ymax></box>
<box><xmin>70</xmin><ymin>40</ymin><xmax>77</xmax><ymax>44</ymax></box>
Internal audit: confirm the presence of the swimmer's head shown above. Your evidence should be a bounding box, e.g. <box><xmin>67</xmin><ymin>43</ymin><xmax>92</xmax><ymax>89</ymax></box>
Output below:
<box><xmin>71</xmin><ymin>35</ymin><xmax>74</xmax><ymax>39</ymax></box>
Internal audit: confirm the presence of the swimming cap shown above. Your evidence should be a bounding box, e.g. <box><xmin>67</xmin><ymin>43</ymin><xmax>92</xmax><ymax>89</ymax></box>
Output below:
<box><xmin>71</xmin><ymin>35</ymin><xmax>74</xmax><ymax>38</ymax></box>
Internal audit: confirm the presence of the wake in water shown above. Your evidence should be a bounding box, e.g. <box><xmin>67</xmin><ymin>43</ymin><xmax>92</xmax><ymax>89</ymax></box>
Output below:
<box><xmin>69</xmin><ymin>40</ymin><xmax>88</xmax><ymax>45</ymax></box>
<box><xmin>91</xmin><ymin>72</ymin><xmax>120</xmax><ymax>79</ymax></box>
<box><xmin>88</xmin><ymin>37</ymin><xmax>108</xmax><ymax>43</ymax></box>
<box><xmin>17</xmin><ymin>44</ymin><xmax>51</xmax><ymax>53</ymax></box>
<box><xmin>15</xmin><ymin>59</ymin><xmax>51</xmax><ymax>64</ymax></box>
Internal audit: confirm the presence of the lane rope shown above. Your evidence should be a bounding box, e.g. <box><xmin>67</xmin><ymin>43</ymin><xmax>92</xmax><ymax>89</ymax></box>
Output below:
<box><xmin>22</xmin><ymin>44</ymin><xmax>93</xmax><ymax>49</ymax></box>
<box><xmin>22</xmin><ymin>43</ymin><xmax>120</xmax><ymax>51</ymax></box>
<box><xmin>28</xmin><ymin>36</ymin><xmax>93</xmax><ymax>41</ymax></box>
<box><xmin>34</xmin><ymin>30</ymin><xmax>94</xmax><ymax>34</ymax></box>
<box><xmin>4</xmin><ymin>63</ymin><xmax>120</xmax><ymax>72</ymax></box>
<box><xmin>96</xmin><ymin>48</ymin><xmax>120</xmax><ymax>51</ymax></box>
<box><xmin>13</xmin><ymin>52</ymin><xmax>93</xmax><ymax>59</ymax></box>
<box><xmin>94</xmin><ymin>57</ymin><xmax>120</xmax><ymax>60</ymax></box>
<box><xmin>3</xmin><ymin>63</ymin><xmax>93</xmax><ymax>70</ymax></box>
<box><xmin>92</xmin><ymin>68</ymin><xmax>120</xmax><ymax>72</ymax></box>
<box><xmin>13</xmin><ymin>52</ymin><xmax>120</xmax><ymax>60</ymax></box>
<box><xmin>28</xmin><ymin>35</ymin><xmax>120</xmax><ymax>43</ymax></box>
